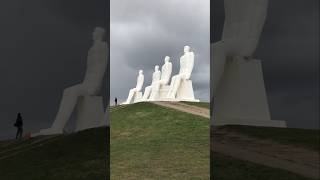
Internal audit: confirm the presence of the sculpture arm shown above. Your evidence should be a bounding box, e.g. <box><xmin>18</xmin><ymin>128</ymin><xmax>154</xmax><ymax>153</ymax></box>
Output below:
<box><xmin>136</xmin><ymin>75</ymin><xmax>144</xmax><ymax>91</ymax></box>
<box><xmin>185</xmin><ymin>52</ymin><xmax>194</xmax><ymax>80</ymax></box>
<box><xmin>166</xmin><ymin>63</ymin><xmax>172</xmax><ymax>83</ymax></box>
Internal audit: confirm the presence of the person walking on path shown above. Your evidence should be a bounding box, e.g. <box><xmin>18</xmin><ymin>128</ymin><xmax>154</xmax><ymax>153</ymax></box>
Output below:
<box><xmin>115</xmin><ymin>97</ymin><xmax>118</xmax><ymax>106</ymax></box>
<box><xmin>14</xmin><ymin>113</ymin><xmax>23</xmax><ymax>139</ymax></box>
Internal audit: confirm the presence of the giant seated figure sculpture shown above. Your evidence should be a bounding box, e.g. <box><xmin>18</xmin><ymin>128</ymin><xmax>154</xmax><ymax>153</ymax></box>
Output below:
<box><xmin>167</xmin><ymin>46</ymin><xmax>199</xmax><ymax>102</ymax></box>
<box><xmin>149</xmin><ymin>56</ymin><xmax>172</xmax><ymax>100</ymax></box>
<box><xmin>211</xmin><ymin>0</ymin><xmax>286</xmax><ymax>127</ymax></box>
<box><xmin>142</xmin><ymin>65</ymin><xmax>161</xmax><ymax>101</ymax></box>
<box><xmin>36</xmin><ymin>27</ymin><xmax>108</xmax><ymax>135</ymax></box>
<box><xmin>122</xmin><ymin>70</ymin><xmax>144</xmax><ymax>104</ymax></box>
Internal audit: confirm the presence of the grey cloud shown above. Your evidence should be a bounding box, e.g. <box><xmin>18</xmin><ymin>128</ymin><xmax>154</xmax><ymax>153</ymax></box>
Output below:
<box><xmin>111</xmin><ymin>0</ymin><xmax>210</xmax><ymax>103</ymax></box>
<box><xmin>0</xmin><ymin>0</ymin><xmax>108</xmax><ymax>139</ymax></box>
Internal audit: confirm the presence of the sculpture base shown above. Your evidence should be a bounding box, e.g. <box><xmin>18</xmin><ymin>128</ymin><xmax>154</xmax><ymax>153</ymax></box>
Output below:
<box><xmin>158</xmin><ymin>85</ymin><xmax>170</xmax><ymax>100</ymax></box>
<box><xmin>32</xmin><ymin>96</ymin><xmax>105</xmax><ymax>137</ymax></box>
<box><xmin>133</xmin><ymin>92</ymin><xmax>142</xmax><ymax>103</ymax></box>
<box><xmin>176</xmin><ymin>79</ymin><xmax>196</xmax><ymax>100</ymax></box>
<box><xmin>213</xmin><ymin>57</ymin><xmax>287</xmax><ymax>128</ymax></box>
<box><xmin>75</xmin><ymin>96</ymin><xmax>105</xmax><ymax>132</ymax></box>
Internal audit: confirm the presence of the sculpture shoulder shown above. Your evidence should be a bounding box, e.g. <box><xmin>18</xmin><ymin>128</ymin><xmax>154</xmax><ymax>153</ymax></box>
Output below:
<box><xmin>189</xmin><ymin>52</ymin><xmax>195</xmax><ymax>57</ymax></box>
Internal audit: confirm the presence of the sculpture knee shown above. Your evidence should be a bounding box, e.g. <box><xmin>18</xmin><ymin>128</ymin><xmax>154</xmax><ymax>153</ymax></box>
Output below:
<box><xmin>64</xmin><ymin>85</ymin><xmax>84</xmax><ymax>96</ymax></box>
<box><xmin>63</xmin><ymin>87</ymin><xmax>76</xmax><ymax>95</ymax></box>
<box><xmin>146</xmin><ymin>86</ymin><xmax>151</xmax><ymax>92</ymax></box>
<box><xmin>129</xmin><ymin>88</ymin><xmax>136</xmax><ymax>94</ymax></box>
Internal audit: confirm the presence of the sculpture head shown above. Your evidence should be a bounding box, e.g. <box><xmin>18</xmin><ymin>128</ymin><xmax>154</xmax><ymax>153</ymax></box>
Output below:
<box><xmin>139</xmin><ymin>70</ymin><xmax>143</xmax><ymax>75</ymax></box>
<box><xmin>184</xmin><ymin>46</ymin><xmax>190</xmax><ymax>53</ymax></box>
<box><xmin>93</xmin><ymin>27</ymin><xmax>105</xmax><ymax>41</ymax></box>
<box><xmin>164</xmin><ymin>56</ymin><xmax>170</xmax><ymax>63</ymax></box>
<box><xmin>155</xmin><ymin>65</ymin><xmax>159</xmax><ymax>71</ymax></box>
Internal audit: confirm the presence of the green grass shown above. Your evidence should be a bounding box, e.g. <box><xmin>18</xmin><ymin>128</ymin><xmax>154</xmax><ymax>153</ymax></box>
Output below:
<box><xmin>211</xmin><ymin>152</ymin><xmax>313</xmax><ymax>180</ymax></box>
<box><xmin>218</xmin><ymin>125</ymin><xmax>320</xmax><ymax>151</ymax></box>
<box><xmin>0</xmin><ymin>127</ymin><xmax>108</xmax><ymax>180</ymax></box>
<box><xmin>110</xmin><ymin>102</ymin><xmax>210</xmax><ymax>179</ymax></box>
<box><xmin>182</xmin><ymin>101</ymin><xmax>210</xmax><ymax>109</ymax></box>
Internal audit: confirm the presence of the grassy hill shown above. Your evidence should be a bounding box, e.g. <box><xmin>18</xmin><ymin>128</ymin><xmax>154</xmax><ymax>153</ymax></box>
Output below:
<box><xmin>0</xmin><ymin>127</ymin><xmax>108</xmax><ymax>180</ymax></box>
<box><xmin>1</xmin><ymin>102</ymin><xmax>318</xmax><ymax>180</ymax></box>
<box><xmin>110</xmin><ymin>102</ymin><xmax>210</xmax><ymax>179</ymax></box>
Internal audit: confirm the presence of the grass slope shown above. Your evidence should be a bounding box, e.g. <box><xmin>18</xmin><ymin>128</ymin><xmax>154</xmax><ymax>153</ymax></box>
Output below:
<box><xmin>110</xmin><ymin>102</ymin><xmax>210</xmax><ymax>179</ymax></box>
<box><xmin>0</xmin><ymin>127</ymin><xmax>108</xmax><ymax>180</ymax></box>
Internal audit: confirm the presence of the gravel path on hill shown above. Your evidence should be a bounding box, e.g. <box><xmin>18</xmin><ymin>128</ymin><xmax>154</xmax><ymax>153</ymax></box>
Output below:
<box><xmin>151</xmin><ymin>101</ymin><xmax>210</xmax><ymax>118</ymax></box>
<box><xmin>212</xmin><ymin>128</ymin><xmax>320</xmax><ymax>179</ymax></box>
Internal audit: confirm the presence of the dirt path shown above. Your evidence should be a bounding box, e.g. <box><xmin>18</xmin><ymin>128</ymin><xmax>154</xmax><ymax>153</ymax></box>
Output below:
<box><xmin>212</xmin><ymin>128</ymin><xmax>320</xmax><ymax>179</ymax></box>
<box><xmin>152</xmin><ymin>102</ymin><xmax>319</xmax><ymax>179</ymax></box>
<box><xmin>151</xmin><ymin>101</ymin><xmax>210</xmax><ymax>119</ymax></box>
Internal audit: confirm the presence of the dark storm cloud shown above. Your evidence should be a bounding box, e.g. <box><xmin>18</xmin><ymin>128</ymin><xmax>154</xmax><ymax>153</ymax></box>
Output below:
<box><xmin>110</xmin><ymin>0</ymin><xmax>210</xmax><ymax>103</ymax></box>
<box><xmin>0</xmin><ymin>0</ymin><xmax>108</xmax><ymax>139</ymax></box>
<box><xmin>212</xmin><ymin>0</ymin><xmax>319</xmax><ymax>128</ymax></box>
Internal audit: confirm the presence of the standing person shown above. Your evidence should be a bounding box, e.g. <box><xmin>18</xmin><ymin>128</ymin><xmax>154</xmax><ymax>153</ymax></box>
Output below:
<box><xmin>115</xmin><ymin>97</ymin><xmax>118</xmax><ymax>106</ymax></box>
<box><xmin>14</xmin><ymin>113</ymin><xmax>23</xmax><ymax>139</ymax></box>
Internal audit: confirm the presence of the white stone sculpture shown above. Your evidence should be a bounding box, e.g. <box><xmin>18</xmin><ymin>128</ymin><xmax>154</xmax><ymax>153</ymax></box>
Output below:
<box><xmin>167</xmin><ymin>46</ymin><xmax>199</xmax><ymax>102</ymax></box>
<box><xmin>149</xmin><ymin>56</ymin><xmax>172</xmax><ymax>100</ymax></box>
<box><xmin>36</xmin><ymin>27</ymin><xmax>108</xmax><ymax>135</ymax></box>
<box><xmin>142</xmin><ymin>65</ymin><xmax>161</xmax><ymax>101</ymax></box>
<box><xmin>122</xmin><ymin>70</ymin><xmax>144</xmax><ymax>104</ymax></box>
<box><xmin>211</xmin><ymin>0</ymin><xmax>286</xmax><ymax>127</ymax></box>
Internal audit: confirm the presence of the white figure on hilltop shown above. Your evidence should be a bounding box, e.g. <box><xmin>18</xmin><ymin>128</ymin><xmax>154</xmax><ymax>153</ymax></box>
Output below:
<box><xmin>149</xmin><ymin>56</ymin><xmax>172</xmax><ymax>100</ymax></box>
<box><xmin>39</xmin><ymin>27</ymin><xmax>108</xmax><ymax>135</ymax></box>
<box><xmin>123</xmin><ymin>70</ymin><xmax>144</xmax><ymax>104</ymax></box>
<box><xmin>142</xmin><ymin>65</ymin><xmax>161</xmax><ymax>101</ymax></box>
<box><xmin>167</xmin><ymin>46</ymin><xmax>194</xmax><ymax>99</ymax></box>
<box><xmin>211</xmin><ymin>0</ymin><xmax>286</xmax><ymax>127</ymax></box>
<box><xmin>212</xmin><ymin>0</ymin><xmax>268</xmax><ymax>96</ymax></box>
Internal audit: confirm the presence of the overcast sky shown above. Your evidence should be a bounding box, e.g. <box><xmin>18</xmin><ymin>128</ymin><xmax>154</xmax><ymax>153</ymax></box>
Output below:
<box><xmin>0</xmin><ymin>0</ymin><xmax>108</xmax><ymax>139</ymax></box>
<box><xmin>212</xmin><ymin>0</ymin><xmax>319</xmax><ymax>129</ymax></box>
<box><xmin>0</xmin><ymin>0</ymin><xmax>318</xmax><ymax>140</ymax></box>
<box><xmin>110</xmin><ymin>0</ymin><xmax>210</xmax><ymax>103</ymax></box>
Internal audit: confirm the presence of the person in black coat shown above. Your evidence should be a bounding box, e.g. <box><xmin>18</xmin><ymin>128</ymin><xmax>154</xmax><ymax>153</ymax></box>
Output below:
<box><xmin>14</xmin><ymin>113</ymin><xmax>23</xmax><ymax>139</ymax></box>
<box><xmin>115</xmin><ymin>97</ymin><xmax>118</xmax><ymax>106</ymax></box>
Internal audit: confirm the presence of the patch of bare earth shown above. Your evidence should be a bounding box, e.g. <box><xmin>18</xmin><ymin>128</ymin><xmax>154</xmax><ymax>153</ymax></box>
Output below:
<box><xmin>212</xmin><ymin>127</ymin><xmax>320</xmax><ymax>179</ymax></box>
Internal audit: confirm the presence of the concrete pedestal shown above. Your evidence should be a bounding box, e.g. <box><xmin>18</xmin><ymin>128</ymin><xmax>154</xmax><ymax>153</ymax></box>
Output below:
<box><xmin>158</xmin><ymin>85</ymin><xmax>170</xmax><ymax>100</ymax></box>
<box><xmin>133</xmin><ymin>92</ymin><xmax>142</xmax><ymax>103</ymax></box>
<box><xmin>75</xmin><ymin>96</ymin><xmax>105</xmax><ymax>132</ymax></box>
<box><xmin>176</xmin><ymin>80</ymin><xmax>199</xmax><ymax>102</ymax></box>
<box><xmin>213</xmin><ymin>57</ymin><xmax>286</xmax><ymax>127</ymax></box>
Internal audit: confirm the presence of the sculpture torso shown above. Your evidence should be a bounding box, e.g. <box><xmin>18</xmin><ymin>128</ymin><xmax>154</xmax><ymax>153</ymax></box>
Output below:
<box><xmin>83</xmin><ymin>41</ymin><xmax>107</xmax><ymax>94</ymax></box>
<box><xmin>135</xmin><ymin>74</ymin><xmax>144</xmax><ymax>91</ymax></box>
<box><xmin>222</xmin><ymin>0</ymin><xmax>268</xmax><ymax>57</ymax></box>
<box><xmin>179</xmin><ymin>52</ymin><xmax>194</xmax><ymax>79</ymax></box>
<box><xmin>151</xmin><ymin>70</ymin><xmax>161</xmax><ymax>85</ymax></box>
<box><xmin>160</xmin><ymin>62</ymin><xmax>172</xmax><ymax>84</ymax></box>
